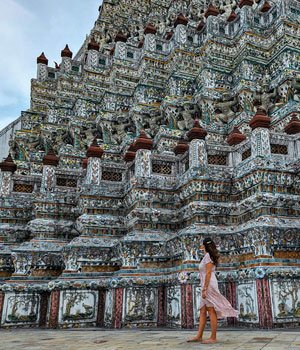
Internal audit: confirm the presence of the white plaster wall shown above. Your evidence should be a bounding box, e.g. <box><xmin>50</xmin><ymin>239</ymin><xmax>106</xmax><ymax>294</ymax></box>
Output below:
<box><xmin>0</xmin><ymin>117</ymin><xmax>21</xmax><ymax>160</ymax></box>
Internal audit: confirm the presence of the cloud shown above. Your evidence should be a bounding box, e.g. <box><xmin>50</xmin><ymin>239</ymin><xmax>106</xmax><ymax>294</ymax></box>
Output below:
<box><xmin>0</xmin><ymin>0</ymin><xmax>100</xmax><ymax>131</ymax></box>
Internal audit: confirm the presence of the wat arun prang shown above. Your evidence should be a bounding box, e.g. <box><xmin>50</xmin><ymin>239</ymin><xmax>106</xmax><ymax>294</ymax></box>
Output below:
<box><xmin>0</xmin><ymin>0</ymin><xmax>299</xmax><ymax>329</ymax></box>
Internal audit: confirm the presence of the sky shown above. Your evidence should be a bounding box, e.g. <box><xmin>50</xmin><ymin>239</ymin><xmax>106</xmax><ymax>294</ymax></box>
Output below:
<box><xmin>0</xmin><ymin>0</ymin><xmax>101</xmax><ymax>131</ymax></box>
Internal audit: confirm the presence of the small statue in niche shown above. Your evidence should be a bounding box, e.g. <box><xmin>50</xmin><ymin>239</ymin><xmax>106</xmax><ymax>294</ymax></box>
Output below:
<box><xmin>147</xmin><ymin>110</ymin><xmax>164</xmax><ymax>136</ymax></box>
<box><xmin>198</xmin><ymin>98</ymin><xmax>214</xmax><ymax>124</ymax></box>
<box><xmin>113</xmin><ymin>119</ymin><xmax>131</xmax><ymax>143</ymax></box>
<box><xmin>101</xmin><ymin>120</ymin><xmax>115</xmax><ymax>144</ymax></box>
<box><xmin>291</xmin><ymin>76</ymin><xmax>300</xmax><ymax>101</ymax></box>
<box><xmin>12</xmin><ymin>143</ymin><xmax>26</xmax><ymax>161</ymax></box>
<box><xmin>26</xmin><ymin>134</ymin><xmax>42</xmax><ymax>151</ymax></box>
<box><xmin>177</xmin><ymin>104</ymin><xmax>196</xmax><ymax>130</ymax></box>
<box><xmin>164</xmin><ymin>105</ymin><xmax>180</xmax><ymax>129</ymax></box>
<box><xmin>62</xmin><ymin>129</ymin><xmax>74</xmax><ymax>146</ymax></box>
<box><xmin>81</xmin><ymin>125</ymin><xmax>101</xmax><ymax>147</ymax></box>
<box><xmin>132</xmin><ymin>113</ymin><xmax>145</xmax><ymax>135</ymax></box>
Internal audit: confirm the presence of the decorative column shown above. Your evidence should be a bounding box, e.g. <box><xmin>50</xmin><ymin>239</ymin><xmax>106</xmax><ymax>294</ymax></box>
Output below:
<box><xmin>96</xmin><ymin>289</ymin><xmax>106</xmax><ymax>327</ymax></box>
<box><xmin>227</xmin><ymin>127</ymin><xmax>247</xmax><ymax>167</ymax></box>
<box><xmin>87</xmin><ymin>38</ymin><xmax>100</xmax><ymax>68</ymax></box>
<box><xmin>37</xmin><ymin>52</ymin><xmax>48</xmax><ymax>81</ymax></box>
<box><xmin>204</xmin><ymin>4</ymin><xmax>220</xmax><ymax>40</ymax></box>
<box><xmin>278</xmin><ymin>0</ymin><xmax>289</xmax><ymax>16</ymax></box>
<box><xmin>60</xmin><ymin>44</ymin><xmax>72</xmax><ymax>73</ymax></box>
<box><xmin>85</xmin><ymin>138</ymin><xmax>104</xmax><ymax>185</ymax></box>
<box><xmin>133</xmin><ymin>130</ymin><xmax>153</xmax><ymax>178</ymax></box>
<box><xmin>135</xmin><ymin>149</ymin><xmax>151</xmax><ymax>178</ymax></box>
<box><xmin>186</xmin><ymin>284</ymin><xmax>194</xmax><ymax>329</ymax></box>
<box><xmin>180</xmin><ymin>284</ymin><xmax>194</xmax><ymax>329</ymax></box>
<box><xmin>157</xmin><ymin>286</ymin><xmax>167</xmax><ymax>327</ymax></box>
<box><xmin>49</xmin><ymin>289</ymin><xmax>60</xmax><ymax>329</ymax></box>
<box><xmin>0</xmin><ymin>154</ymin><xmax>16</xmax><ymax>196</ymax></box>
<box><xmin>144</xmin><ymin>23</ymin><xmax>157</xmax><ymax>52</ymax></box>
<box><xmin>256</xmin><ymin>277</ymin><xmax>273</xmax><ymax>328</ymax></box>
<box><xmin>114</xmin><ymin>32</ymin><xmax>128</xmax><ymax>60</ymax></box>
<box><xmin>41</xmin><ymin>149</ymin><xmax>59</xmax><ymax>192</ymax></box>
<box><xmin>226</xmin><ymin>281</ymin><xmax>237</xmax><ymax>325</ymax></box>
<box><xmin>187</xmin><ymin>119</ymin><xmax>208</xmax><ymax>169</ymax></box>
<box><xmin>181</xmin><ymin>284</ymin><xmax>187</xmax><ymax>328</ymax></box>
<box><xmin>239</xmin><ymin>0</ymin><xmax>254</xmax><ymax>30</ymax></box>
<box><xmin>250</xmin><ymin>109</ymin><xmax>271</xmax><ymax>157</ymax></box>
<box><xmin>113</xmin><ymin>288</ymin><xmax>124</xmax><ymax>329</ymax></box>
<box><xmin>174</xmin><ymin>14</ymin><xmax>188</xmax><ymax>45</ymax></box>
<box><xmin>39</xmin><ymin>291</ymin><xmax>50</xmax><ymax>328</ymax></box>
<box><xmin>0</xmin><ymin>290</ymin><xmax>5</xmax><ymax>325</ymax></box>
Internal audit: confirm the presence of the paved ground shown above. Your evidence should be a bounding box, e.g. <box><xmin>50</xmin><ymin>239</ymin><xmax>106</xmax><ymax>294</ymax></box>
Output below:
<box><xmin>0</xmin><ymin>328</ymin><xmax>299</xmax><ymax>350</ymax></box>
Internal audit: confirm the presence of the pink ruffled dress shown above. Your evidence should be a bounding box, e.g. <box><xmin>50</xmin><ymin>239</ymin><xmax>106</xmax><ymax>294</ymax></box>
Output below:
<box><xmin>199</xmin><ymin>252</ymin><xmax>239</xmax><ymax>319</ymax></box>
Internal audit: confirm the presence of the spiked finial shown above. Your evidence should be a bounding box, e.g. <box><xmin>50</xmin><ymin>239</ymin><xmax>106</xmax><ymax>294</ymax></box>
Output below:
<box><xmin>0</xmin><ymin>154</ymin><xmax>17</xmax><ymax>173</ymax></box>
<box><xmin>61</xmin><ymin>44</ymin><xmax>73</xmax><ymax>58</ymax></box>
<box><xmin>37</xmin><ymin>52</ymin><xmax>48</xmax><ymax>65</ymax></box>
<box><xmin>204</xmin><ymin>4</ymin><xmax>220</xmax><ymax>18</ymax></box>
<box><xmin>284</xmin><ymin>114</ymin><xmax>300</xmax><ymax>135</ymax></box>
<box><xmin>88</xmin><ymin>37</ymin><xmax>100</xmax><ymax>51</ymax></box>
<box><xmin>43</xmin><ymin>149</ymin><xmax>59</xmax><ymax>166</ymax></box>
<box><xmin>187</xmin><ymin>118</ymin><xmax>208</xmax><ymax>141</ymax></box>
<box><xmin>249</xmin><ymin>108</ymin><xmax>271</xmax><ymax>130</ymax></box>
<box><xmin>227</xmin><ymin>127</ymin><xmax>246</xmax><ymax>146</ymax></box>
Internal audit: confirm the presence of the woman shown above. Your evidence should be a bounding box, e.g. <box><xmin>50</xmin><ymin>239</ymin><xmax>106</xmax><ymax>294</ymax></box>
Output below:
<box><xmin>188</xmin><ymin>237</ymin><xmax>239</xmax><ymax>344</ymax></box>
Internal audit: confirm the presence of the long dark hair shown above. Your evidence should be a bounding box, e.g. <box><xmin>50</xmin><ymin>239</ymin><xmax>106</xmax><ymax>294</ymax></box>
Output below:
<box><xmin>203</xmin><ymin>237</ymin><xmax>219</xmax><ymax>266</ymax></box>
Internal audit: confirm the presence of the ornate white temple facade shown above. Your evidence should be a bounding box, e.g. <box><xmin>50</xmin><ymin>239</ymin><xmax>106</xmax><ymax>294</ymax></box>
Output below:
<box><xmin>0</xmin><ymin>0</ymin><xmax>299</xmax><ymax>329</ymax></box>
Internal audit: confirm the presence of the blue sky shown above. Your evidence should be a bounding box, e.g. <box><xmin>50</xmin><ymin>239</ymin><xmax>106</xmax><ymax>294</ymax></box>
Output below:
<box><xmin>0</xmin><ymin>0</ymin><xmax>101</xmax><ymax>131</ymax></box>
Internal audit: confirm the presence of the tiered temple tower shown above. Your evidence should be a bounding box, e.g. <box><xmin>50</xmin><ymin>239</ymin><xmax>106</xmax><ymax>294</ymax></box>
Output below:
<box><xmin>0</xmin><ymin>0</ymin><xmax>299</xmax><ymax>329</ymax></box>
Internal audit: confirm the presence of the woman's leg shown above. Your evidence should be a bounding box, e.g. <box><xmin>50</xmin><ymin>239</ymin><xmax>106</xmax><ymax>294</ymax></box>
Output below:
<box><xmin>198</xmin><ymin>306</ymin><xmax>207</xmax><ymax>339</ymax></box>
<box><xmin>202</xmin><ymin>306</ymin><xmax>217</xmax><ymax>343</ymax></box>
<box><xmin>188</xmin><ymin>306</ymin><xmax>207</xmax><ymax>342</ymax></box>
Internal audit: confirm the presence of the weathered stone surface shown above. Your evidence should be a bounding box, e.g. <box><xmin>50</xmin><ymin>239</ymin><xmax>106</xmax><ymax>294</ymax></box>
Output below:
<box><xmin>0</xmin><ymin>0</ymin><xmax>299</xmax><ymax>330</ymax></box>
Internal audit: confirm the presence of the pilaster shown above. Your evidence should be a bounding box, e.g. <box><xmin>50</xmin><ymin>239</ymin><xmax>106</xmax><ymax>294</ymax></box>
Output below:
<box><xmin>134</xmin><ymin>149</ymin><xmax>151</xmax><ymax>178</ymax></box>
<box><xmin>189</xmin><ymin>139</ymin><xmax>207</xmax><ymax>169</ymax></box>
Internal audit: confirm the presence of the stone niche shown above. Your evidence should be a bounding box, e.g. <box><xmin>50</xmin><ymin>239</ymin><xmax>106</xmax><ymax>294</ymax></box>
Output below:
<box><xmin>166</xmin><ymin>285</ymin><xmax>181</xmax><ymax>327</ymax></box>
<box><xmin>270</xmin><ymin>279</ymin><xmax>300</xmax><ymax>323</ymax></box>
<box><xmin>58</xmin><ymin>290</ymin><xmax>98</xmax><ymax>327</ymax></box>
<box><xmin>104</xmin><ymin>289</ymin><xmax>114</xmax><ymax>327</ymax></box>
<box><xmin>237</xmin><ymin>282</ymin><xmax>259</xmax><ymax>324</ymax></box>
<box><xmin>1</xmin><ymin>292</ymin><xmax>40</xmax><ymax>327</ymax></box>
<box><xmin>123</xmin><ymin>287</ymin><xmax>158</xmax><ymax>327</ymax></box>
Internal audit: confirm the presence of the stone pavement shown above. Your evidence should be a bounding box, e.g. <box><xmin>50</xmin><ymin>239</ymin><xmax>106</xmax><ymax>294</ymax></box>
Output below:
<box><xmin>0</xmin><ymin>329</ymin><xmax>299</xmax><ymax>350</ymax></box>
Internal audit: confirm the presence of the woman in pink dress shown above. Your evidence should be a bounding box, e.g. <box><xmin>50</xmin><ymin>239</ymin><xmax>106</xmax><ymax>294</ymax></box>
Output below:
<box><xmin>188</xmin><ymin>237</ymin><xmax>239</xmax><ymax>344</ymax></box>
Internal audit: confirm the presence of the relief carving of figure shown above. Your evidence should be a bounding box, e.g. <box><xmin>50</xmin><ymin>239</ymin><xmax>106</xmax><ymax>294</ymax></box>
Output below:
<box><xmin>214</xmin><ymin>94</ymin><xmax>238</xmax><ymax>124</ymax></box>
<box><xmin>254</xmin><ymin>74</ymin><xmax>277</xmax><ymax>113</ymax></box>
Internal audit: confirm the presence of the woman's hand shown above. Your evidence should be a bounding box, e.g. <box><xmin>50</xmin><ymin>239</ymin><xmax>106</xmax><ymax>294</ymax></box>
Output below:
<box><xmin>202</xmin><ymin>289</ymin><xmax>207</xmax><ymax>299</ymax></box>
